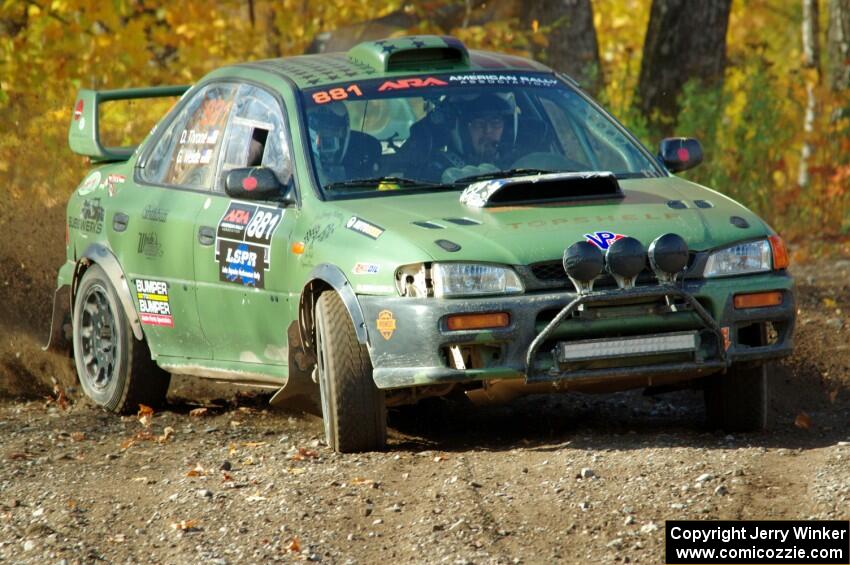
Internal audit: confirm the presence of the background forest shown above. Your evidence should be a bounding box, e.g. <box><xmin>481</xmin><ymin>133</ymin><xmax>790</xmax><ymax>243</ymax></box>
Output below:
<box><xmin>1</xmin><ymin>0</ymin><xmax>849</xmax><ymax>258</ymax></box>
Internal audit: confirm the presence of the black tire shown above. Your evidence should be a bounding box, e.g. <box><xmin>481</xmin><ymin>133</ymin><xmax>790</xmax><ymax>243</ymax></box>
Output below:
<box><xmin>315</xmin><ymin>292</ymin><xmax>386</xmax><ymax>452</ymax></box>
<box><xmin>704</xmin><ymin>363</ymin><xmax>769</xmax><ymax>432</ymax></box>
<box><xmin>72</xmin><ymin>265</ymin><xmax>170</xmax><ymax>413</ymax></box>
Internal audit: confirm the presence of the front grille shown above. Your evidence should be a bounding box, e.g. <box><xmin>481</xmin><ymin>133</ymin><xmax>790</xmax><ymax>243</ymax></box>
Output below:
<box><xmin>531</xmin><ymin>261</ymin><xmax>567</xmax><ymax>282</ymax></box>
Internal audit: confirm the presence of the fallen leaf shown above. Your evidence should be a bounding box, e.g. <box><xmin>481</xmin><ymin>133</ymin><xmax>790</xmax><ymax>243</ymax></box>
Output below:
<box><xmin>823</xmin><ymin>297</ymin><xmax>838</xmax><ymax>309</ymax></box>
<box><xmin>228</xmin><ymin>443</ymin><xmax>238</xmax><ymax>456</ymax></box>
<box><xmin>241</xmin><ymin>455</ymin><xmax>255</xmax><ymax>466</ymax></box>
<box><xmin>229</xmin><ymin>420</ymin><xmax>242</xmax><ymax>428</ymax></box>
<box><xmin>350</xmin><ymin>477</ymin><xmax>376</xmax><ymax>487</ymax></box>
<box><xmin>157</xmin><ymin>426</ymin><xmax>174</xmax><ymax>444</ymax></box>
<box><xmin>70</xmin><ymin>432</ymin><xmax>86</xmax><ymax>442</ymax></box>
<box><xmin>221</xmin><ymin>471</ymin><xmax>233</xmax><ymax>482</ymax></box>
<box><xmin>186</xmin><ymin>463</ymin><xmax>206</xmax><ymax>477</ymax></box>
<box><xmin>189</xmin><ymin>407</ymin><xmax>208</xmax><ymax>418</ymax></box>
<box><xmin>170</xmin><ymin>519</ymin><xmax>198</xmax><ymax>531</ymax></box>
<box><xmin>137</xmin><ymin>404</ymin><xmax>154</xmax><ymax>428</ymax></box>
<box><xmin>434</xmin><ymin>455</ymin><xmax>448</xmax><ymax>462</ymax></box>
<box><xmin>290</xmin><ymin>447</ymin><xmax>318</xmax><ymax>461</ymax></box>
<box><xmin>242</xmin><ymin>441</ymin><xmax>267</xmax><ymax>448</ymax></box>
<box><xmin>7</xmin><ymin>452</ymin><xmax>30</xmax><ymax>460</ymax></box>
<box><xmin>286</xmin><ymin>537</ymin><xmax>301</xmax><ymax>552</ymax></box>
<box><xmin>53</xmin><ymin>385</ymin><xmax>70</xmax><ymax>411</ymax></box>
<box><xmin>794</xmin><ymin>412</ymin><xmax>812</xmax><ymax>430</ymax></box>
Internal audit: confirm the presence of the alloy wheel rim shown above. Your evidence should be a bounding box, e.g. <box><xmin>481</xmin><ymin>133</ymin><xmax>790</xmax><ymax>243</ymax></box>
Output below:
<box><xmin>80</xmin><ymin>284</ymin><xmax>117</xmax><ymax>390</ymax></box>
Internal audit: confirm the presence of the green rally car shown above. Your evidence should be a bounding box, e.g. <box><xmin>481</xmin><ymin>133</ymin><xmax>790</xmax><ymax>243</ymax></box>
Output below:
<box><xmin>48</xmin><ymin>35</ymin><xmax>795</xmax><ymax>452</ymax></box>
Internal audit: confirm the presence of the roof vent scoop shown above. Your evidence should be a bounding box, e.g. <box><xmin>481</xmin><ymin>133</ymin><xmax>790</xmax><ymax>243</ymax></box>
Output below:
<box><xmin>347</xmin><ymin>35</ymin><xmax>469</xmax><ymax>73</ymax></box>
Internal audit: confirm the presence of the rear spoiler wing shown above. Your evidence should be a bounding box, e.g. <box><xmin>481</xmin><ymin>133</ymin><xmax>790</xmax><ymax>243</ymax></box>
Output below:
<box><xmin>68</xmin><ymin>85</ymin><xmax>190</xmax><ymax>163</ymax></box>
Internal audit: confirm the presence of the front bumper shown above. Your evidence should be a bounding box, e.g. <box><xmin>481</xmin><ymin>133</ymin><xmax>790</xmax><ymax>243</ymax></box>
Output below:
<box><xmin>358</xmin><ymin>272</ymin><xmax>795</xmax><ymax>389</ymax></box>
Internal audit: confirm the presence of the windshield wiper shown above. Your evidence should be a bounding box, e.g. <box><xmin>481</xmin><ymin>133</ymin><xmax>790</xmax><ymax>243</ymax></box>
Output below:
<box><xmin>324</xmin><ymin>176</ymin><xmax>445</xmax><ymax>190</ymax></box>
<box><xmin>451</xmin><ymin>168</ymin><xmax>563</xmax><ymax>186</ymax></box>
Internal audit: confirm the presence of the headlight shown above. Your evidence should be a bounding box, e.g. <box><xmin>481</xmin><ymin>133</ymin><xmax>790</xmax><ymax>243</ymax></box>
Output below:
<box><xmin>704</xmin><ymin>239</ymin><xmax>772</xmax><ymax>278</ymax></box>
<box><xmin>432</xmin><ymin>263</ymin><xmax>524</xmax><ymax>298</ymax></box>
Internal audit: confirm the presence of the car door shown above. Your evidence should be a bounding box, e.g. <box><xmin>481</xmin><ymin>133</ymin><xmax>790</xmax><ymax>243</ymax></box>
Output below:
<box><xmin>127</xmin><ymin>82</ymin><xmax>240</xmax><ymax>360</ymax></box>
<box><xmin>193</xmin><ymin>83</ymin><xmax>297</xmax><ymax>365</ymax></box>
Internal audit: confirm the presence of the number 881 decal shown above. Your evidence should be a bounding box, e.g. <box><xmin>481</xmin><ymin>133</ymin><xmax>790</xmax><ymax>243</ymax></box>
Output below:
<box><xmin>216</xmin><ymin>202</ymin><xmax>284</xmax><ymax>288</ymax></box>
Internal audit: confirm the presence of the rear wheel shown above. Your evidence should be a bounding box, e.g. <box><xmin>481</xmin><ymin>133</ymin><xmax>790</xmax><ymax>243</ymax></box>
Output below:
<box><xmin>315</xmin><ymin>292</ymin><xmax>386</xmax><ymax>452</ymax></box>
<box><xmin>704</xmin><ymin>363</ymin><xmax>769</xmax><ymax>432</ymax></box>
<box><xmin>72</xmin><ymin>265</ymin><xmax>170</xmax><ymax>413</ymax></box>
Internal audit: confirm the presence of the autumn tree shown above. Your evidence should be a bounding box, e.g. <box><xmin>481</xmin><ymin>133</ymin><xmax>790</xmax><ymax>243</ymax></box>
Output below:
<box><xmin>828</xmin><ymin>0</ymin><xmax>850</xmax><ymax>91</ymax></box>
<box><xmin>637</xmin><ymin>0</ymin><xmax>732</xmax><ymax>128</ymax></box>
<box><xmin>520</xmin><ymin>0</ymin><xmax>602</xmax><ymax>94</ymax></box>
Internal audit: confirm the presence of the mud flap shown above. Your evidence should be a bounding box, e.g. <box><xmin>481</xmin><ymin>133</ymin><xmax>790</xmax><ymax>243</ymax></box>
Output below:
<box><xmin>269</xmin><ymin>322</ymin><xmax>320</xmax><ymax>414</ymax></box>
<box><xmin>43</xmin><ymin>285</ymin><xmax>72</xmax><ymax>355</ymax></box>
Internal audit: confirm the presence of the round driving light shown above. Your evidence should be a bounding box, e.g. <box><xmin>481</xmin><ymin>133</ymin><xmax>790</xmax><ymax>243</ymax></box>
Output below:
<box><xmin>605</xmin><ymin>237</ymin><xmax>646</xmax><ymax>288</ymax></box>
<box><xmin>563</xmin><ymin>241</ymin><xmax>604</xmax><ymax>281</ymax></box>
<box><xmin>648</xmin><ymin>233</ymin><xmax>689</xmax><ymax>282</ymax></box>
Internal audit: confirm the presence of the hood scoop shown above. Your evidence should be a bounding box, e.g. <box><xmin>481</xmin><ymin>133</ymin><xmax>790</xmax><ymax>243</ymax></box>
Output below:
<box><xmin>459</xmin><ymin>171</ymin><xmax>623</xmax><ymax>208</ymax></box>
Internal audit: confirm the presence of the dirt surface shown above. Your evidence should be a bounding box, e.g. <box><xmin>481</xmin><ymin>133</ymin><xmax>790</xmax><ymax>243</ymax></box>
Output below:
<box><xmin>1</xmin><ymin>196</ymin><xmax>849</xmax><ymax>563</ymax></box>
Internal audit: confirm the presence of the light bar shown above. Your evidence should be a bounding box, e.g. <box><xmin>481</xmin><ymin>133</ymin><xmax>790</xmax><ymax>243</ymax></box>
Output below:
<box><xmin>555</xmin><ymin>331</ymin><xmax>697</xmax><ymax>363</ymax></box>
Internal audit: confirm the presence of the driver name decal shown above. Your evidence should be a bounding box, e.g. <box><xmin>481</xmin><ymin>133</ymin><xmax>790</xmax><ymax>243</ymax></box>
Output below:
<box><xmin>215</xmin><ymin>201</ymin><xmax>283</xmax><ymax>288</ymax></box>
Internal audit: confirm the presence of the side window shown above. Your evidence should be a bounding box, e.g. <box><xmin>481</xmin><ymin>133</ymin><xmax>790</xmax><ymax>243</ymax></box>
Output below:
<box><xmin>142</xmin><ymin>83</ymin><xmax>238</xmax><ymax>189</ymax></box>
<box><xmin>215</xmin><ymin>85</ymin><xmax>293</xmax><ymax>192</ymax></box>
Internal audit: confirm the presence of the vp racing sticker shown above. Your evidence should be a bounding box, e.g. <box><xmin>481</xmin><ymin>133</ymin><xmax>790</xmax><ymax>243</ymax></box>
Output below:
<box><xmin>584</xmin><ymin>231</ymin><xmax>626</xmax><ymax>250</ymax></box>
<box><xmin>215</xmin><ymin>202</ymin><xmax>283</xmax><ymax>288</ymax></box>
<box><xmin>136</xmin><ymin>279</ymin><xmax>173</xmax><ymax>327</ymax></box>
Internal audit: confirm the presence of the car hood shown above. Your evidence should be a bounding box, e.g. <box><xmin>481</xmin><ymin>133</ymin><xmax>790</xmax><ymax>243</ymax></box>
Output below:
<box><xmin>331</xmin><ymin>176</ymin><xmax>772</xmax><ymax>265</ymax></box>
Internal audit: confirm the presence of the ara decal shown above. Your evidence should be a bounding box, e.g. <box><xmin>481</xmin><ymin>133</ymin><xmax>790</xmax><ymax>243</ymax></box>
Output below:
<box><xmin>215</xmin><ymin>201</ymin><xmax>283</xmax><ymax>289</ymax></box>
<box><xmin>377</xmin><ymin>77</ymin><xmax>447</xmax><ymax>92</ymax></box>
<box><xmin>584</xmin><ymin>231</ymin><xmax>626</xmax><ymax>250</ymax></box>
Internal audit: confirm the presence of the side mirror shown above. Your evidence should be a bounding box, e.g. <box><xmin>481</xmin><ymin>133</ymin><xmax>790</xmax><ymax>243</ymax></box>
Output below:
<box><xmin>658</xmin><ymin>137</ymin><xmax>703</xmax><ymax>173</ymax></box>
<box><xmin>225</xmin><ymin>167</ymin><xmax>295</xmax><ymax>205</ymax></box>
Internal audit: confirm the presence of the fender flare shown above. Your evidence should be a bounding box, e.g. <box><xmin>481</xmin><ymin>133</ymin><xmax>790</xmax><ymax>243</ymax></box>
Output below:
<box><xmin>299</xmin><ymin>263</ymin><xmax>369</xmax><ymax>349</ymax></box>
<box><xmin>75</xmin><ymin>243</ymin><xmax>144</xmax><ymax>341</ymax></box>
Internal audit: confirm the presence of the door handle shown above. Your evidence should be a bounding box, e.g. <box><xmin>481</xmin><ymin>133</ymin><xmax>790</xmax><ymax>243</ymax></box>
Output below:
<box><xmin>198</xmin><ymin>226</ymin><xmax>215</xmax><ymax>246</ymax></box>
<box><xmin>112</xmin><ymin>212</ymin><xmax>129</xmax><ymax>232</ymax></box>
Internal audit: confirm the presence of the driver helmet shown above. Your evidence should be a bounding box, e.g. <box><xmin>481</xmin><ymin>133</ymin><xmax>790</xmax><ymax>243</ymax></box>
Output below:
<box><xmin>308</xmin><ymin>104</ymin><xmax>350</xmax><ymax>165</ymax></box>
<box><xmin>456</xmin><ymin>94</ymin><xmax>514</xmax><ymax>160</ymax></box>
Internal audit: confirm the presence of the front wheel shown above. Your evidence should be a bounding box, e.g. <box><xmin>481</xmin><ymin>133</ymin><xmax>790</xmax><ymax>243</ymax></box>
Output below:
<box><xmin>315</xmin><ymin>292</ymin><xmax>386</xmax><ymax>452</ymax></box>
<box><xmin>704</xmin><ymin>363</ymin><xmax>769</xmax><ymax>432</ymax></box>
<box><xmin>72</xmin><ymin>265</ymin><xmax>170</xmax><ymax>413</ymax></box>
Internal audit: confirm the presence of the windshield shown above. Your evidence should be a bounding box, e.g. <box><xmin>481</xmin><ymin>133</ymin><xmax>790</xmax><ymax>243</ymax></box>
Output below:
<box><xmin>300</xmin><ymin>72</ymin><xmax>662</xmax><ymax>199</ymax></box>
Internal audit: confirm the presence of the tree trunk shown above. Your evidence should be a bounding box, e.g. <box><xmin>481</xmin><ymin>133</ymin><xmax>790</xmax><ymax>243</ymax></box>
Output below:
<box><xmin>827</xmin><ymin>0</ymin><xmax>850</xmax><ymax>91</ymax></box>
<box><xmin>637</xmin><ymin>0</ymin><xmax>732</xmax><ymax>126</ymax></box>
<box><xmin>799</xmin><ymin>0</ymin><xmax>821</xmax><ymax>188</ymax></box>
<box><xmin>520</xmin><ymin>0</ymin><xmax>602</xmax><ymax>94</ymax></box>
